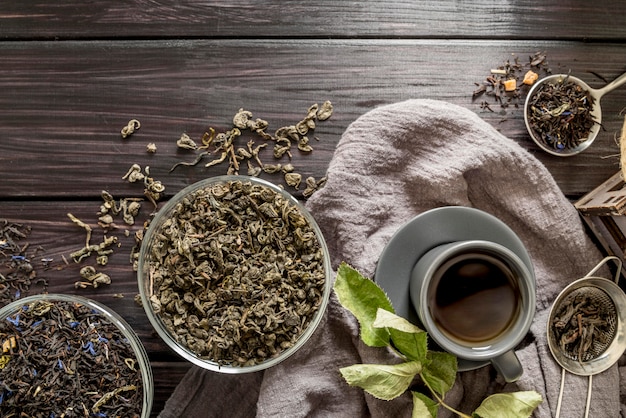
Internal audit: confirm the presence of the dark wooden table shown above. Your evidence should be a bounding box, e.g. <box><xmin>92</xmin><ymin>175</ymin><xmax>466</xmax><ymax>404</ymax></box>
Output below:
<box><xmin>1</xmin><ymin>2</ymin><xmax>626</xmax><ymax>416</ymax></box>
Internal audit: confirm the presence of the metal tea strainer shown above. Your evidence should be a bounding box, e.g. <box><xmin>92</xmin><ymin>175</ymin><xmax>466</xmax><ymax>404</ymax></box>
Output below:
<box><xmin>547</xmin><ymin>256</ymin><xmax>626</xmax><ymax>417</ymax></box>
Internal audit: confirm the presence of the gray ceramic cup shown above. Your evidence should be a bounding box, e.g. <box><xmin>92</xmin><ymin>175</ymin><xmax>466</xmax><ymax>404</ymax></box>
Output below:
<box><xmin>409</xmin><ymin>240</ymin><xmax>535</xmax><ymax>382</ymax></box>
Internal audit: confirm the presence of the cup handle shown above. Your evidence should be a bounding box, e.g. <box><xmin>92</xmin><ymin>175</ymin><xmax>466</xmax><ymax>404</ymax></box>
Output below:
<box><xmin>491</xmin><ymin>350</ymin><xmax>523</xmax><ymax>383</ymax></box>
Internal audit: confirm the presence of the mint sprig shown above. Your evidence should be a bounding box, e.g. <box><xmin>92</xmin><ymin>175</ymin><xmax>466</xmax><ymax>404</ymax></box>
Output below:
<box><xmin>334</xmin><ymin>262</ymin><xmax>542</xmax><ymax>418</ymax></box>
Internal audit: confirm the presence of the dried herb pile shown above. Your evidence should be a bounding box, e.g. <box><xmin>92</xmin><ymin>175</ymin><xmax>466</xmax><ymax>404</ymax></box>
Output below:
<box><xmin>525</xmin><ymin>76</ymin><xmax>596</xmax><ymax>151</ymax></box>
<box><xmin>146</xmin><ymin>179</ymin><xmax>326</xmax><ymax>367</ymax></box>
<box><xmin>551</xmin><ymin>291</ymin><xmax>614</xmax><ymax>362</ymax></box>
<box><xmin>0</xmin><ymin>220</ymin><xmax>48</xmax><ymax>307</ymax></box>
<box><xmin>0</xmin><ymin>299</ymin><xmax>143</xmax><ymax>416</ymax></box>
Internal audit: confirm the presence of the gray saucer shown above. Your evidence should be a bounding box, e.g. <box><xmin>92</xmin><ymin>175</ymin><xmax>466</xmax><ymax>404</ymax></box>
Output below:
<box><xmin>374</xmin><ymin>206</ymin><xmax>534</xmax><ymax>371</ymax></box>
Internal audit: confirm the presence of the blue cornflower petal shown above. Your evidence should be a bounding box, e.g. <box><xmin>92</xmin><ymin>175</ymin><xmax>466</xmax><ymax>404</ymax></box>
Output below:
<box><xmin>6</xmin><ymin>314</ymin><xmax>20</xmax><ymax>327</ymax></box>
<box><xmin>82</xmin><ymin>341</ymin><xmax>97</xmax><ymax>356</ymax></box>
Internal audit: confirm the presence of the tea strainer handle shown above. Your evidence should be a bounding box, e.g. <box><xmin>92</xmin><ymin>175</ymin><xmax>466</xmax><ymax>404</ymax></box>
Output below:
<box><xmin>583</xmin><ymin>256</ymin><xmax>622</xmax><ymax>284</ymax></box>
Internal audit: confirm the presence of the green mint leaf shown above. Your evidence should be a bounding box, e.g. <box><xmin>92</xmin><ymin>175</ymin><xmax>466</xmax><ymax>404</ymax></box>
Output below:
<box><xmin>420</xmin><ymin>351</ymin><xmax>457</xmax><ymax>398</ymax></box>
<box><xmin>411</xmin><ymin>391</ymin><xmax>439</xmax><ymax>418</ymax></box>
<box><xmin>472</xmin><ymin>391</ymin><xmax>543</xmax><ymax>418</ymax></box>
<box><xmin>333</xmin><ymin>262</ymin><xmax>394</xmax><ymax>347</ymax></box>
<box><xmin>373</xmin><ymin>308</ymin><xmax>428</xmax><ymax>362</ymax></box>
<box><xmin>339</xmin><ymin>361</ymin><xmax>422</xmax><ymax>401</ymax></box>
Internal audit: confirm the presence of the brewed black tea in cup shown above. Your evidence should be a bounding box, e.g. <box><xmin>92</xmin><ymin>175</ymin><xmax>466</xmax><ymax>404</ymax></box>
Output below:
<box><xmin>410</xmin><ymin>240</ymin><xmax>535</xmax><ymax>382</ymax></box>
<box><xmin>428</xmin><ymin>250</ymin><xmax>522</xmax><ymax>345</ymax></box>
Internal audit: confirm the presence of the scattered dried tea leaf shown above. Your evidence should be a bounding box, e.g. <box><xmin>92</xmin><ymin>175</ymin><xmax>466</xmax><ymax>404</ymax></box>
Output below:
<box><xmin>69</xmin><ymin>235</ymin><xmax>117</xmax><ymax>264</ymax></box>
<box><xmin>143</xmin><ymin>166</ymin><xmax>165</xmax><ymax>208</ymax></box>
<box><xmin>263</xmin><ymin>163</ymin><xmax>282</xmax><ymax>174</ymax></box>
<box><xmin>285</xmin><ymin>172</ymin><xmax>302</xmax><ymax>189</ymax></box>
<box><xmin>122</xmin><ymin>164</ymin><xmax>145</xmax><ymax>183</ymax></box>
<box><xmin>75</xmin><ymin>265</ymin><xmax>112</xmax><ymax>289</ymax></box>
<box><xmin>67</xmin><ymin>213</ymin><xmax>92</xmax><ymax>249</ymax></box>
<box><xmin>121</xmin><ymin>119</ymin><xmax>141</xmax><ymax>139</ymax></box>
<box><xmin>472</xmin><ymin>52</ymin><xmax>553</xmax><ymax>113</ymax></box>
<box><xmin>317</xmin><ymin>100</ymin><xmax>334</xmax><ymax>121</ymax></box>
<box><xmin>168</xmin><ymin>101</ymin><xmax>333</xmax><ymax>197</ymax></box>
<box><xmin>298</xmin><ymin>136</ymin><xmax>313</xmax><ymax>153</ymax></box>
<box><xmin>247</xmin><ymin>160</ymin><xmax>262</xmax><ymax>177</ymax></box>
<box><xmin>121</xmin><ymin>199</ymin><xmax>142</xmax><ymax>225</ymax></box>
<box><xmin>303</xmin><ymin>176</ymin><xmax>327</xmax><ymax>198</ymax></box>
<box><xmin>0</xmin><ymin>220</ymin><xmax>49</xmax><ymax>306</ymax></box>
<box><xmin>169</xmin><ymin>151</ymin><xmax>209</xmax><ymax>172</ymax></box>
<box><xmin>233</xmin><ymin>108</ymin><xmax>254</xmax><ymax>129</ymax></box>
<box><xmin>176</xmin><ymin>133</ymin><xmax>198</xmax><ymax>150</ymax></box>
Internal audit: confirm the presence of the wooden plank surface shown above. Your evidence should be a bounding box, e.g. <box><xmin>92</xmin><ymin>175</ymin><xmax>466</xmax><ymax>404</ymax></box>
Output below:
<box><xmin>2</xmin><ymin>2</ymin><xmax>626</xmax><ymax>416</ymax></box>
<box><xmin>2</xmin><ymin>39</ymin><xmax>626</xmax><ymax>200</ymax></box>
<box><xmin>1</xmin><ymin>1</ymin><xmax>625</xmax><ymax>40</ymax></box>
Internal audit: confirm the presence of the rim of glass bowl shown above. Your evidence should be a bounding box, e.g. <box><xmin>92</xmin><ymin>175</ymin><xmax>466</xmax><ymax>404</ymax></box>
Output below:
<box><xmin>137</xmin><ymin>175</ymin><xmax>332</xmax><ymax>373</ymax></box>
<box><xmin>0</xmin><ymin>293</ymin><xmax>154</xmax><ymax>417</ymax></box>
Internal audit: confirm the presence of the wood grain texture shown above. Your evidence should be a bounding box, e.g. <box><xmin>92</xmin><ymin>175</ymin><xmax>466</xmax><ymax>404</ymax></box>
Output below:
<box><xmin>1</xmin><ymin>1</ymin><xmax>625</xmax><ymax>40</ymax></box>
<box><xmin>1</xmin><ymin>39</ymin><xmax>625</xmax><ymax>200</ymax></box>
<box><xmin>151</xmin><ymin>362</ymin><xmax>191</xmax><ymax>415</ymax></box>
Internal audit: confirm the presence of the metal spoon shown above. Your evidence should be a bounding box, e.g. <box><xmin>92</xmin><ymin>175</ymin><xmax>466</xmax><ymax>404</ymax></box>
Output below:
<box><xmin>524</xmin><ymin>71</ymin><xmax>626</xmax><ymax>157</ymax></box>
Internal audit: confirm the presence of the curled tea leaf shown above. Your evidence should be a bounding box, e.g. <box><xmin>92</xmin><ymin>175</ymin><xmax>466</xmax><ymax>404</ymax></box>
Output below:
<box><xmin>298</xmin><ymin>136</ymin><xmax>313</xmax><ymax>153</ymax></box>
<box><xmin>177</xmin><ymin>133</ymin><xmax>198</xmax><ymax>150</ymax></box>
<box><xmin>233</xmin><ymin>108</ymin><xmax>254</xmax><ymax>129</ymax></box>
<box><xmin>263</xmin><ymin>163</ymin><xmax>282</xmax><ymax>174</ymax></box>
<box><xmin>122</xmin><ymin>164</ymin><xmax>145</xmax><ymax>183</ymax></box>
<box><xmin>317</xmin><ymin>100</ymin><xmax>333</xmax><ymax>121</ymax></box>
<box><xmin>121</xmin><ymin>119</ymin><xmax>140</xmax><ymax>138</ymax></box>
<box><xmin>285</xmin><ymin>172</ymin><xmax>302</xmax><ymax>190</ymax></box>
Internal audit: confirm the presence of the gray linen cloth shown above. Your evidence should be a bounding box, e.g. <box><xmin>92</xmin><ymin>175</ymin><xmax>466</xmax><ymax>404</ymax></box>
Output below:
<box><xmin>159</xmin><ymin>99</ymin><xmax>624</xmax><ymax>417</ymax></box>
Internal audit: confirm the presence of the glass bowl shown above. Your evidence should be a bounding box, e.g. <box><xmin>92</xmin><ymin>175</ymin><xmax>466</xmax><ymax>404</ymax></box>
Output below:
<box><xmin>0</xmin><ymin>293</ymin><xmax>153</xmax><ymax>417</ymax></box>
<box><xmin>137</xmin><ymin>175</ymin><xmax>332</xmax><ymax>373</ymax></box>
